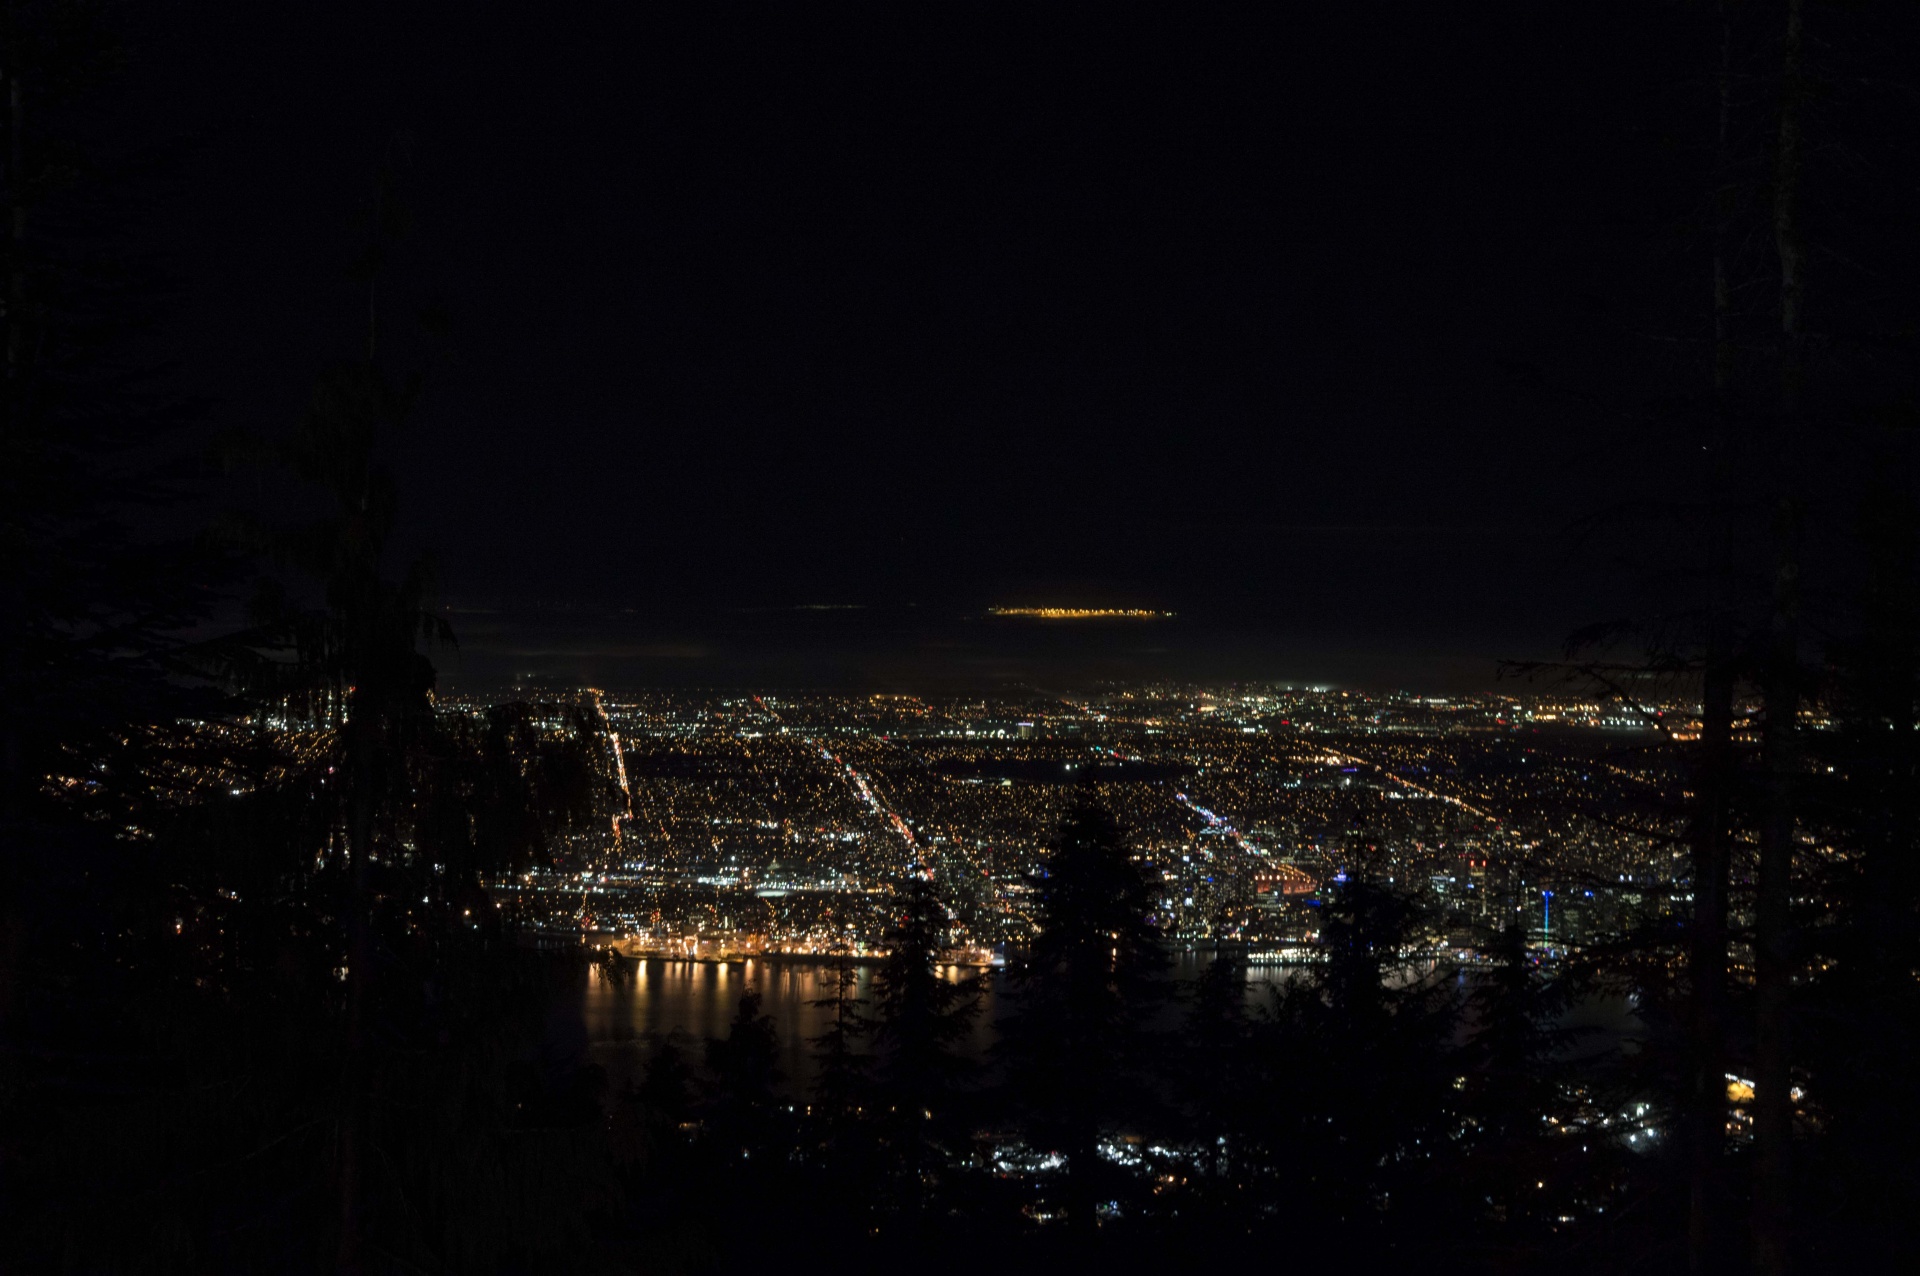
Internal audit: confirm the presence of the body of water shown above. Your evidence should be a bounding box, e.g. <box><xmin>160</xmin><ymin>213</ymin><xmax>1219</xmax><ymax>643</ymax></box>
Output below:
<box><xmin>573</xmin><ymin>955</ymin><xmax>1643</xmax><ymax>1096</ymax></box>
<box><xmin>440</xmin><ymin>601</ymin><xmax>1554</xmax><ymax>696</ymax></box>
<box><xmin>578</xmin><ymin>955</ymin><xmax>1303</xmax><ymax>1094</ymax></box>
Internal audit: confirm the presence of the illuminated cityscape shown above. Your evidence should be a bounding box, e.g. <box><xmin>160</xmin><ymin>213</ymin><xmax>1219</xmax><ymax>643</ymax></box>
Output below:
<box><xmin>9</xmin><ymin>1</ymin><xmax>1916</xmax><ymax>1271</ymax></box>
<box><xmin>468</xmin><ymin>683</ymin><xmax>1700</xmax><ymax>960</ymax></box>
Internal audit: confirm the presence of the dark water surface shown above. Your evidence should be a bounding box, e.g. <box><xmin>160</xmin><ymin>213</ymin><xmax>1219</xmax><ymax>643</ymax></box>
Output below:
<box><xmin>578</xmin><ymin>957</ymin><xmax>1297</xmax><ymax>1095</ymax></box>
<box><xmin>578</xmin><ymin>955</ymin><xmax>1276</xmax><ymax>1093</ymax></box>
<box><xmin>580</xmin><ymin>958</ymin><xmax>994</xmax><ymax>1092</ymax></box>
<box><xmin>574</xmin><ymin>956</ymin><xmax>1641</xmax><ymax>1095</ymax></box>
<box><xmin>440</xmin><ymin>601</ymin><xmax>1557</xmax><ymax>696</ymax></box>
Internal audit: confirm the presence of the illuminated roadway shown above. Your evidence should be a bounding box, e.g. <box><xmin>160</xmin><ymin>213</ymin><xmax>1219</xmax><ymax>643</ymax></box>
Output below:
<box><xmin>1319</xmin><ymin>744</ymin><xmax>1501</xmax><ymax>823</ymax></box>
<box><xmin>749</xmin><ymin>695</ymin><xmax>926</xmax><ymax>875</ymax></box>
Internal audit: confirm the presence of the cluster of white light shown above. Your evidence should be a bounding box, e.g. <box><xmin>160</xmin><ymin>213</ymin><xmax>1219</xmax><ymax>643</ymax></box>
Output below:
<box><xmin>987</xmin><ymin>607</ymin><xmax>1172</xmax><ymax>619</ymax></box>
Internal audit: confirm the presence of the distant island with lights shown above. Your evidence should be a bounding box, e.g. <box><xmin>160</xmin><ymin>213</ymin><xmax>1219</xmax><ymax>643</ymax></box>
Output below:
<box><xmin>987</xmin><ymin>607</ymin><xmax>1175</xmax><ymax>620</ymax></box>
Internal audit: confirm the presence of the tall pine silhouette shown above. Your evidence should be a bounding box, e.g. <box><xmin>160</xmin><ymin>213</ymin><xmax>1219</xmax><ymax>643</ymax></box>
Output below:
<box><xmin>870</xmin><ymin>875</ymin><xmax>982</xmax><ymax>1217</ymax></box>
<box><xmin>1000</xmin><ymin>801</ymin><xmax>1167</xmax><ymax>1235</ymax></box>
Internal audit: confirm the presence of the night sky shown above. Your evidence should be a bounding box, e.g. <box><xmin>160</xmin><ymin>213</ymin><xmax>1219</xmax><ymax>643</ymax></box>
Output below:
<box><xmin>131</xmin><ymin>3</ymin><xmax>1727</xmax><ymax>689</ymax></box>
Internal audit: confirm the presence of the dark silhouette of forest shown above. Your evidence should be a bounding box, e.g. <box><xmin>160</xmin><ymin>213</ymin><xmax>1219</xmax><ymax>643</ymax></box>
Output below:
<box><xmin>5</xmin><ymin>2</ymin><xmax>1919</xmax><ymax>1273</ymax></box>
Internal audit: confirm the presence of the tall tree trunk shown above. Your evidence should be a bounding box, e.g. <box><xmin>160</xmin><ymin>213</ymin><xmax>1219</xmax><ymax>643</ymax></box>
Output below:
<box><xmin>5</xmin><ymin>52</ymin><xmax>22</xmax><ymax>379</ymax></box>
<box><xmin>1688</xmin><ymin>10</ymin><xmax>1739</xmax><ymax>1269</ymax></box>
<box><xmin>1754</xmin><ymin>501</ymin><xmax>1799</xmax><ymax>1276</ymax></box>
<box><xmin>1689</xmin><ymin>650</ymin><xmax>1735</xmax><ymax>1272</ymax></box>
<box><xmin>1</xmin><ymin>46</ymin><xmax>26</xmax><ymax>815</ymax></box>
<box><xmin>1860</xmin><ymin>474</ymin><xmax>1917</xmax><ymax>958</ymax></box>
<box><xmin>1065</xmin><ymin>1109</ymin><xmax>1098</xmax><ymax>1240</ymax></box>
<box><xmin>1754</xmin><ymin>2</ymin><xmax>1805</xmax><ymax>1270</ymax></box>
<box><xmin>337</xmin><ymin>711</ymin><xmax>376</xmax><ymax>1275</ymax></box>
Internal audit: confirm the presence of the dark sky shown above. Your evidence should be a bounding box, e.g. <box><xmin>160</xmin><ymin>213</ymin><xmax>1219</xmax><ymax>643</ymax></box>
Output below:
<box><xmin>129</xmin><ymin>3</ymin><xmax>1733</xmax><ymax>689</ymax></box>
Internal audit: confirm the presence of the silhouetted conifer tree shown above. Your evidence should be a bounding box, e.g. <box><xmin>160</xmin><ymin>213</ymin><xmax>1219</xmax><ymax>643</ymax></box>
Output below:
<box><xmin>809</xmin><ymin>951</ymin><xmax>871</xmax><ymax>1128</ymax></box>
<box><xmin>1456</xmin><ymin>921</ymin><xmax>1585</xmax><ymax>1245</ymax></box>
<box><xmin>0</xmin><ymin>9</ymin><xmax>263</xmax><ymax>1268</ymax></box>
<box><xmin>241</xmin><ymin>222</ymin><xmax>446</xmax><ymax>1276</ymax></box>
<box><xmin>705</xmin><ymin>988</ymin><xmax>783</xmax><ymax>1159</ymax></box>
<box><xmin>1175</xmin><ymin>942</ymin><xmax>1256</xmax><ymax>1219</ymax></box>
<box><xmin>1000</xmin><ymin>801</ymin><xmax>1167</xmax><ymax>1235</ymax></box>
<box><xmin>185</xmin><ymin>157</ymin><xmax>614</xmax><ymax>1271</ymax></box>
<box><xmin>1263</xmin><ymin>879</ymin><xmax>1454</xmax><ymax>1239</ymax></box>
<box><xmin>871</xmin><ymin>875</ymin><xmax>982</xmax><ymax>1216</ymax></box>
<box><xmin>639</xmin><ymin>1029</ymin><xmax>698</xmax><ymax>1131</ymax></box>
<box><xmin>1793</xmin><ymin>473</ymin><xmax>1920</xmax><ymax>1271</ymax></box>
